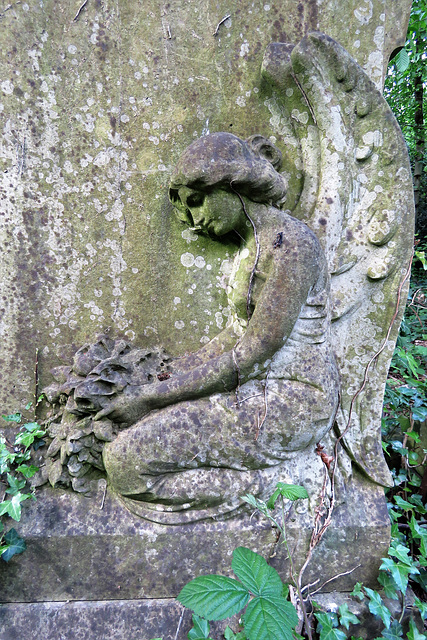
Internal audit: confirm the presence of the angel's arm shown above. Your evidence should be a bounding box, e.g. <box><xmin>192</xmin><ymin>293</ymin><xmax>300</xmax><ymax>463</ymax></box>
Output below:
<box><xmin>101</xmin><ymin>221</ymin><xmax>323</xmax><ymax>425</ymax></box>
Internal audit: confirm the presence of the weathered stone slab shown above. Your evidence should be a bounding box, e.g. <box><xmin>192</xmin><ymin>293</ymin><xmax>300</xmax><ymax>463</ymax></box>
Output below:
<box><xmin>0</xmin><ymin>470</ymin><xmax>388</xmax><ymax>605</ymax></box>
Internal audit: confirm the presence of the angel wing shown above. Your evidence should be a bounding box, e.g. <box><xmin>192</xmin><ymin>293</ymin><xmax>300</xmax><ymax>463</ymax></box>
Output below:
<box><xmin>262</xmin><ymin>32</ymin><xmax>415</xmax><ymax>486</ymax></box>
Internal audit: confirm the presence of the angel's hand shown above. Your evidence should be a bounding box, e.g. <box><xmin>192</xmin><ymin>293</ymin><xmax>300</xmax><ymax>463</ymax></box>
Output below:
<box><xmin>93</xmin><ymin>385</ymin><xmax>153</xmax><ymax>425</ymax></box>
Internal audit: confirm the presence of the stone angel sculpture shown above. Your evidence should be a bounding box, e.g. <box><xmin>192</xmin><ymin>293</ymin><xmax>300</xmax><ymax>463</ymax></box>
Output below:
<box><xmin>43</xmin><ymin>33</ymin><xmax>414</xmax><ymax>524</ymax></box>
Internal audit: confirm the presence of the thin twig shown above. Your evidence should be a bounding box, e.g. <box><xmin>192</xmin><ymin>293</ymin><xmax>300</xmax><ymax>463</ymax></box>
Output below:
<box><xmin>174</xmin><ymin>608</ymin><xmax>185</xmax><ymax>640</ymax></box>
<box><xmin>290</xmin><ymin>73</ymin><xmax>318</xmax><ymax>126</ymax></box>
<box><xmin>34</xmin><ymin>348</ymin><xmax>39</xmax><ymax>419</ymax></box>
<box><xmin>73</xmin><ymin>0</ymin><xmax>88</xmax><ymax>21</ymax></box>
<box><xmin>310</xmin><ymin>565</ymin><xmax>361</xmax><ymax>596</ymax></box>
<box><xmin>297</xmin><ymin>251</ymin><xmax>414</xmax><ymax>593</ymax></box>
<box><xmin>100</xmin><ymin>482</ymin><xmax>107</xmax><ymax>509</ymax></box>
<box><xmin>255</xmin><ymin>371</ymin><xmax>270</xmax><ymax>441</ymax></box>
<box><xmin>213</xmin><ymin>14</ymin><xmax>231</xmax><ymax>37</ymax></box>
<box><xmin>230</xmin><ymin>183</ymin><xmax>260</xmax><ymax>321</ymax></box>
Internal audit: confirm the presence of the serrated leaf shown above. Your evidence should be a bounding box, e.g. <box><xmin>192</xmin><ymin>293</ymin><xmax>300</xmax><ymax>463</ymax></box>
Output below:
<box><xmin>243</xmin><ymin>595</ymin><xmax>298</xmax><ymax>640</ymax></box>
<box><xmin>224</xmin><ymin>629</ymin><xmax>246</xmax><ymax>640</ymax></box>
<box><xmin>338</xmin><ymin>603</ymin><xmax>360</xmax><ymax>630</ymax></box>
<box><xmin>276</xmin><ymin>483</ymin><xmax>309</xmax><ymax>502</ymax></box>
<box><xmin>380</xmin><ymin>620</ymin><xmax>403</xmax><ymax>639</ymax></box>
<box><xmin>377</xmin><ymin>571</ymin><xmax>399</xmax><ymax>599</ymax></box>
<box><xmin>407</xmin><ymin>619</ymin><xmax>427</xmax><ymax>640</ymax></box>
<box><xmin>188</xmin><ymin>614</ymin><xmax>211</xmax><ymax>640</ymax></box>
<box><xmin>364</xmin><ymin>588</ymin><xmax>391</xmax><ymax>629</ymax></box>
<box><xmin>178</xmin><ymin>575</ymin><xmax>250</xmax><ymax>621</ymax></box>
<box><xmin>2</xmin><ymin>413</ymin><xmax>22</xmax><ymax>423</ymax></box>
<box><xmin>1</xmin><ymin>528</ymin><xmax>26</xmax><ymax>561</ymax></box>
<box><xmin>231</xmin><ymin>548</ymin><xmax>283</xmax><ymax>597</ymax></box>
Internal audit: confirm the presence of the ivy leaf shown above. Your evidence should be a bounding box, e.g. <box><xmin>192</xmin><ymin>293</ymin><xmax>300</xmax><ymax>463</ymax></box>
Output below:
<box><xmin>389</xmin><ymin>543</ymin><xmax>413</xmax><ymax>566</ymax></box>
<box><xmin>5</xmin><ymin>473</ymin><xmax>26</xmax><ymax>496</ymax></box>
<box><xmin>364</xmin><ymin>588</ymin><xmax>391</xmax><ymax>629</ymax></box>
<box><xmin>177</xmin><ymin>575</ymin><xmax>250</xmax><ymax>621</ymax></box>
<box><xmin>379</xmin><ymin>619</ymin><xmax>404</xmax><ymax>639</ymax></box>
<box><xmin>243</xmin><ymin>595</ymin><xmax>298</xmax><ymax>640</ymax></box>
<box><xmin>407</xmin><ymin>619</ymin><xmax>427</xmax><ymax>640</ymax></box>
<box><xmin>1</xmin><ymin>528</ymin><xmax>26</xmax><ymax>562</ymax></box>
<box><xmin>414</xmin><ymin>597</ymin><xmax>427</xmax><ymax>620</ymax></box>
<box><xmin>351</xmin><ymin>582</ymin><xmax>364</xmax><ymax>601</ymax></box>
<box><xmin>393</xmin><ymin>496</ymin><xmax>415</xmax><ymax>511</ymax></box>
<box><xmin>188</xmin><ymin>614</ymin><xmax>213</xmax><ymax>640</ymax></box>
<box><xmin>315</xmin><ymin>612</ymin><xmax>346</xmax><ymax>640</ymax></box>
<box><xmin>231</xmin><ymin>547</ymin><xmax>283</xmax><ymax>597</ymax></box>
<box><xmin>338</xmin><ymin>603</ymin><xmax>360</xmax><ymax>630</ymax></box>
<box><xmin>377</xmin><ymin>571</ymin><xmax>399</xmax><ymax>600</ymax></box>
<box><xmin>409</xmin><ymin>515</ymin><xmax>427</xmax><ymax>557</ymax></box>
<box><xmin>0</xmin><ymin>493</ymin><xmax>33</xmax><ymax>521</ymax></box>
<box><xmin>380</xmin><ymin>556</ymin><xmax>419</xmax><ymax>594</ymax></box>
<box><xmin>15</xmin><ymin>464</ymin><xmax>39</xmax><ymax>479</ymax></box>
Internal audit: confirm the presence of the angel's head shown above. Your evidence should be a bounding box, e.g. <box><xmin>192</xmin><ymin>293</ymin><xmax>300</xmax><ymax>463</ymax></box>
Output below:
<box><xmin>169</xmin><ymin>132</ymin><xmax>287</xmax><ymax>236</ymax></box>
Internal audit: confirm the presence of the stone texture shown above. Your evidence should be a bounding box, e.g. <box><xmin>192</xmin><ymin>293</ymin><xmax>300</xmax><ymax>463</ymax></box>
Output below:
<box><xmin>0</xmin><ymin>0</ymin><xmax>412</xmax><ymax>409</ymax></box>
<box><xmin>0</xmin><ymin>470</ymin><xmax>388</xmax><ymax>605</ymax></box>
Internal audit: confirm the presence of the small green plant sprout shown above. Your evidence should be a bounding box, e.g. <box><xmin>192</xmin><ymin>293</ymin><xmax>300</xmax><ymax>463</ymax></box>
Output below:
<box><xmin>177</xmin><ymin>546</ymin><xmax>298</xmax><ymax>640</ymax></box>
<box><xmin>0</xmin><ymin>406</ymin><xmax>46</xmax><ymax>561</ymax></box>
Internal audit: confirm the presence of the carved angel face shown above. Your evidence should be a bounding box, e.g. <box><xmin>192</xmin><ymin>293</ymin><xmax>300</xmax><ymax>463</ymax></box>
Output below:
<box><xmin>173</xmin><ymin>186</ymin><xmax>245</xmax><ymax>237</ymax></box>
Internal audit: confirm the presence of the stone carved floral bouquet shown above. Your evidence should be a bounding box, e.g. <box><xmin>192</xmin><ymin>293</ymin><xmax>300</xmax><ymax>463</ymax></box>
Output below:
<box><xmin>39</xmin><ymin>336</ymin><xmax>172</xmax><ymax>494</ymax></box>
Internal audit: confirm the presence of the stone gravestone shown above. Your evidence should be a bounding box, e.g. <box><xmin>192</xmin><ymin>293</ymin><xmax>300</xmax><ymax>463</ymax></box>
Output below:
<box><xmin>0</xmin><ymin>1</ymin><xmax>414</xmax><ymax>639</ymax></box>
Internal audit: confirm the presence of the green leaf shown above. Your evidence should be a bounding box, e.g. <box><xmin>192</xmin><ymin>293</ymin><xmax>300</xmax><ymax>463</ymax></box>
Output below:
<box><xmin>389</xmin><ymin>543</ymin><xmax>414</xmax><ymax>566</ymax></box>
<box><xmin>351</xmin><ymin>582</ymin><xmax>364</xmax><ymax>601</ymax></box>
<box><xmin>0</xmin><ymin>493</ymin><xmax>33</xmax><ymax>521</ymax></box>
<box><xmin>1</xmin><ymin>528</ymin><xmax>26</xmax><ymax>562</ymax></box>
<box><xmin>224</xmin><ymin>629</ymin><xmax>246</xmax><ymax>640</ymax></box>
<box><xmin>5</xmin><ymin>473</ymin><xmax>26</xmax><ymax>496</ymax></box>
<box><xmin>395</xmin><ymin>48</ymin><xmax>410</xmax><ymax>73</ymax></box>
<box><xmin>243</xmin><ymin>595</ymin><xmax>298</xmax><ymax>640</ymax></box>
<box><xmin>188</xmin><ymin>614</ymin><xmax>212</xmax><ymax>640</ymax></box>
<box><xmin>393</xmin><ymin>496</ymin><xmax>415</xmax><ymax>511</ymax></box>
<box><xmin>315</xmin><ymin>612</ymin><xmax>346</xmax><ymax>640</ymax></box>
<box><xmin>178</xmin><ymin>575</ymin><xmax>250</xmax><ymax>621</ymax></box>
<box><xmin>379</xmin><ymin>620</ymin><xmax>404</xmax><ymax>639</ymax></box>
<box><xmin>414</xmin><ymin>597</ymin><xmax>427</xmax><ymax>620</ymax></box>
<box><xmin>364</xmin><ymin>588</ymin><xmax>391</xmax><ymax>628</ymax></box>
<box><xmin>15</xmin><ymin>464</ymin><xmax>39</xmax><ymax>479</ymax></box>
<box><xmin>2</xmin><ymin>413</ymin><xmax>21</xmax><ymax>423</ymax></box>
<box><xmin>407</xmin><ymin>619</ymin><xmax>427</xmax><ymax>640</ymax></box>
<box><xmin>231</xmin><ymin>548</ymin><xmax>283</xmax><ymax>597</ymax></box>
<box><xmin>24</xmin><ymin>402</ymin><xmax>32</xmax><ymax>411</ymax></box>
<box><xmin>338</xmin><ymin>603</ymin><xmax>360</xmax><ymax>630</ymax></box>
<box><xmin>377</xmin><ymin>571</ymin><xmax>399</xmax><ymax>600</ymax></box>
<box><xmin>276</xmin><ymin>483</ymin><xmax>309</xmax><ymax>502</ymax></box>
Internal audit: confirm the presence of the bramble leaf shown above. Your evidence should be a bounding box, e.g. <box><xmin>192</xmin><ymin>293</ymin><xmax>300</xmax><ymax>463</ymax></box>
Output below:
<box><xmin>243</xmin><ymin>595</ymin><xmax>298</xmax><ymax>640</ymax></box>
<box><xmin>188</xmin><ymin>614</ymin><xmax>212</xmax><ymax>640</ymax></box>
<box><xmin>266</xmin><ymin>483</ymin><xmax>308</xmax><ymax>508</ymax></box>
<box><xmin>2</xmin><ymin>413</ymin><xmax>21</xmax><ymax>423</ymax></box>
<box><xmin>178</xmin><ymin>575</ymin><xmax>250</xmax><ymax>621</ymax></box>
<box><xmin>231</xmin><ymin>547</ymin><xmax>283</xmax><ymax>597</ymax></box>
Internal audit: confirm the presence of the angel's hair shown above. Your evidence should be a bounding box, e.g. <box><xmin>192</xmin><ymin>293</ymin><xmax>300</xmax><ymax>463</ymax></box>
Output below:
<box><xmin>169</xmin><ymin>132</ymin><xmax>288</xmax><ymax>216</ymax></box>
